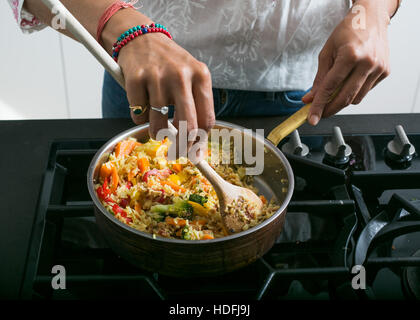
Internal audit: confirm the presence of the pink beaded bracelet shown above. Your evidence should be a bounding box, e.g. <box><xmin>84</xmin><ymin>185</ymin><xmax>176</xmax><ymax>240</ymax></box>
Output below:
<box><xmin>112</xmin><ymin>23</ymin><xmax>173</xmax><ymax>62</ymax></box>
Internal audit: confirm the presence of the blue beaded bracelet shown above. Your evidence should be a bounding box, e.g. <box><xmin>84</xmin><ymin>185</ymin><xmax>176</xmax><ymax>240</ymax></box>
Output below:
<box><xmin>111</xmin><ymin>23</ymin><xmax>173</xmax><ymax>62</ymax></box>
<box><xmin>113</xmin><ymin>23</ymin><xmax>169</xmax><ymax>48</ymax></box>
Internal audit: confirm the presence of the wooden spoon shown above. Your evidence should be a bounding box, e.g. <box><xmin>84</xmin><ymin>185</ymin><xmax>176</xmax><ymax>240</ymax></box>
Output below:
<box><xmin>197</xmin><ymin>103</ymin><xmax>311</xmax><ymax>233</ymax></box>
<box><xmin>165</xmin><ymin>123</ymin><xmax>263</xmax><ymax>233</ymax></box>
<box><xmin>195</xmin><ymin>160</ymin><xmax>263</xmax><ymax>234</ymax></box>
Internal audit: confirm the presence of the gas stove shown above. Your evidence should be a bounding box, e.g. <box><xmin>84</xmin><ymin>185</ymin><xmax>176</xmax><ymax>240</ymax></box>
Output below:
<box><xmin>20</xmin><ymin>123</ymin><xmax>420</xmax><ymax>300</ymax></box>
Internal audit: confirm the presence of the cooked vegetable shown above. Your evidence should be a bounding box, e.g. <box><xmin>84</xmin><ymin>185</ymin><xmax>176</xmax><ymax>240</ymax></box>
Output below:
<box><xmin>99</xmin><ymin>162</ymin><xmax>119</xmax><ymax>192</ymax></box>
<box><xmin>142</xmin><ymin>168</ymin><xmax>172</xmax><ymax>182</ymax></box>
<box><xmin>188</xmin><ymin>201</ymin><xmax>209</xmax><ymax>216</ymax></box>
<box><xmin>168</xmin><ymin>174</ymin><xmax>181</xmax><ymax>185</ymax></box>
<box><xmin>189</xmin><ymin>194</ymin><xmax>208</xmax><ymax>206</ymax></box>
<box><xmin>110</xmin><ymin>166</ymin><xmax>119</xmax><ymax>192</ymax></box>
<box><xmin>161</xmin><ymin>180</ymin><xmax>186</xmax><ymax>193</ymax></box>
<box><xmin>202</xmin><ymin>234</ymin><xmax>214</xmax><ymax>240</ymax></box>
<box><xmin>137</xmin><ymin>157</ymin><xmax>150</xmax><ymax>174</ymax></box>
<box><xmin>115</xmin><ymin>140</ymin><xmax>138</xmax><ymax>158</ymax></box>
<box><xmin>96</xmin><ymin>178</ymin><xmax>111</xmax><ymax>201</ymax></box>
<box><xmin>96</xmin><ymin>136</ymin><xmax>280</xmax><ymax>240</ymax></box>
<box><xmin>165</xmin><ymin>216</ymin><xmax>187</xmax><ymax>227</ymax></box>
<box><xmin>149</xmin><ymin>211</ymin><xmax>165</xmax><ymax>222</ymax></box>
<box><xmin>172</xmin><ymin>163</ymin><xmax>183</xmax><ymax>173</ymax></box>
<box><xmin>99</xmin><ymin>162</ymin><xmax>113</xmax><ymax>181</ymax></box>
<box><xmin>182</xmin><ymin>226</ymin><xmax>191</xmax><ymax>240</ymax></box>
<box><xmin>150</xmin><ymin>200</ymin><xmax>193</xmax><ymax>219</ymax></box>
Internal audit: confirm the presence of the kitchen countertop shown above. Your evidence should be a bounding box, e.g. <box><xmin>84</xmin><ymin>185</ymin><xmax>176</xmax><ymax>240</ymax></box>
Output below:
<box><xmin>1</xmin><ymin>113</ymin><xmax>420</xmax><ymax>298</ymax></box>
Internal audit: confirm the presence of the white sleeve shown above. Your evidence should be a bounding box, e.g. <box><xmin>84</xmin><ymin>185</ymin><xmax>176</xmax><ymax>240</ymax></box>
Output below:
<box><xmin>7</xmin><ymin>0</ymin><xmax>47</xmax><ymax>34</ymax></box>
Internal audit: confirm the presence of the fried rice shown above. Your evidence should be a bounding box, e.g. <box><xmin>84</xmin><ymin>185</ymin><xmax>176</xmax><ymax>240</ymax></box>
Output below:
<box><xmin>95</xmin><ymin>137</ymin><xmax>279</xmax><ymax>240</ymax></box>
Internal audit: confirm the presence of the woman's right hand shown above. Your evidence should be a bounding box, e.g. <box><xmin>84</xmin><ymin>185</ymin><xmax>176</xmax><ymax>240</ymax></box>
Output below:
<box><xmin>102</xmin><ymin>9</ymin><xmax>215</xmax><ymax>148</ymax></box>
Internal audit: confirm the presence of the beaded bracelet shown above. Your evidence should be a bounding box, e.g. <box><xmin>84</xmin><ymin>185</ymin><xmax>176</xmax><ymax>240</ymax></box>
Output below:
<box><xmin>112</xmin><ymin>23</ymin><xmax>173</xmax><ymax>62</ymax></box>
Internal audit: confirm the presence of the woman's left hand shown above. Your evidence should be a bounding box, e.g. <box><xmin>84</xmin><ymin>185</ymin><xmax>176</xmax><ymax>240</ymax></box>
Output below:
<box><xmin>303</xmin><ymin>0</ymin><xmax>393</xmax><ymax>125</ymax></box>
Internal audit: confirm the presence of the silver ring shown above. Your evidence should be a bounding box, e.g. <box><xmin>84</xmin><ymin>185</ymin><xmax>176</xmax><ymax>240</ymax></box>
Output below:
<box><xmin>150</xmin><ymin>106</ymin><xmax>169</xmax><ymax>115</ymax></box>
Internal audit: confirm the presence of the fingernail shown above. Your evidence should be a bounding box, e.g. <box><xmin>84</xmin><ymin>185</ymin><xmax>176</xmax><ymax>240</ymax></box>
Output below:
<box><xmin>309</xmin><ymin>114</ymin><xmax>320</xmax><ymax>126</ymax></box>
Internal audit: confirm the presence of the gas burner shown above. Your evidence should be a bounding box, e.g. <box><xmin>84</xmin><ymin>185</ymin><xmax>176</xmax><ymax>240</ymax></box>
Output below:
<box><xmin>385</xmin><ymin>125</ymin><xmax>417</xmax><ymax>169</ymax></box>
<box><xmin>20</xmin><ymin>124</ymin><xmax>420</xmax><ymax>300</ymax></box>
<box><xmin>402</xmin><ymin>250</ymin><xmax>420</xmax><ymax>300</ymax></box>
<box><xmin>323</xmin><ymin>126</ymin><xmax>352</xmax><ymax>169</ymax></box>
<box><xmin>281</xmin><ymin>130</ymin><xmax>309</xmax><ymax>157</ymax></box>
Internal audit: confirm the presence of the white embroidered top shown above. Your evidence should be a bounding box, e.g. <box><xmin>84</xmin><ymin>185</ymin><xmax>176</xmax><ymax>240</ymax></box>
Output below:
<box><xmin>8</xmin><ymin>0</ymin><xmax>351</xmax><ymax>92</ymax></box>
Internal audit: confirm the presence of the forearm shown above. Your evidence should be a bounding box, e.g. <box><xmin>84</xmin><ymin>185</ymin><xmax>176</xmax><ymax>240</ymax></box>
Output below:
<box><xmin>23</xmin><ymin>0</ymin><xmax>152</xmax><ymax>53</ymax></box>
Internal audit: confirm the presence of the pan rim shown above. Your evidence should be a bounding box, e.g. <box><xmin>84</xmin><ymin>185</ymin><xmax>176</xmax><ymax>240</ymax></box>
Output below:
<box><xmin>87</xmin><ymin>120</ymin><xmax>294</xmax><ymax>245</ymax></box>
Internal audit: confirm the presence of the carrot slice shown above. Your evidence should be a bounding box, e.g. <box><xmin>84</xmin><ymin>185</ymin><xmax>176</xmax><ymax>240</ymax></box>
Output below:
<box><xmin>165</xmin><ymin>216</ymin><xmax>186</xmax><ymax>227</ymax></box>
<box><xmin>100</xmin><ymin>162</ymin><xmax>118</xmax><ymax>192</ymax></box>
<box><xmin>172</xmin><ymin>163</ymin><xmax>182</xmax><ymax>173</ymax></box>
<box><xmin>137</xmin><ymin>157</ymin><xmax>150</xmax><ymax>174</ymax></box>
<box><xmin>99</xmin><ymin>162</ymin><xmax>113</xmax><ymax>182</ymax></box>
<box><xmin>135</xmin><ymin>202</ymin><xmax>143</xmax><ymax>214</ymax></box>
<box><xmin>115</xmin><ymin>140</ymin><xmax>138</xmax><ymax>158</ymax></box>
<box><xmin>161</xmin><ymin>180</ymin><xmax>186</xmax><ymax>193</ymax></box>
<box><xmin>202</xmin><ymin>234</ymin><xmax>214</xmax><ymax>240</ymax></box>
<box><xmin>110</xmin><ymin>165</ymin><xmax>119</xmax><ymax>192</ymax></box>
<box><xmin>191</xmin><ymin>219</ymin><xmax>207</xmax><ymax>226</ymax></box>
<box><xmin>259</xmin><ymin>195</ymin><xmax>267</xmax><ymax>204</ymax></box>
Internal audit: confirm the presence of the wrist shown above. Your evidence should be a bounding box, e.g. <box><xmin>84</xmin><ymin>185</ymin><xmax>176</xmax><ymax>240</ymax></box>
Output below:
<box><xmin>351</xmin><ymin>0</ymin><xmax>392</xmax><ymax>27</ymax></box>
<box><xmin>101</xmin><ymin>8</ymin><xmax>153</xmax><ymax>54</ymax></box>
<box><xmin>352</xmin><ymin>0</ymin><xmax>398</xmax><ymax>21</ymax></box>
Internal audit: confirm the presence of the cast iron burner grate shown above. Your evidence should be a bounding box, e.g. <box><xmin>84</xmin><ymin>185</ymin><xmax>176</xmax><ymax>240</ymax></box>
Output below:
<box><xmin>20</xmin><ymin>133</ymin><xmax>420</xmax><ymax>300</ymax></box>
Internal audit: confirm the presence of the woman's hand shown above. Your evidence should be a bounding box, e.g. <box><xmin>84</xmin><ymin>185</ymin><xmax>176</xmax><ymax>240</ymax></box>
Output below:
<box><xmin>102</xmin><ymin>9</ymin><xmax>215</xmax><ymax>145</ymax></box>
<box><xmin>303</xmin><ymin>0</ymin><xmax>394</xmax><ymax>125</ymax></box>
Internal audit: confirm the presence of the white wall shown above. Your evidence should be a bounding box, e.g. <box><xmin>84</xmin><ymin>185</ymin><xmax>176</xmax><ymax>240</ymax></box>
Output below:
<box><xmin>0</xmin><ymin>0</ymin><xmax>103</xmax><ymax>120</ymax></box>
<box><xmin>0</xmin><ymin>1</ymin><xmax>419</xmax><ymax>120</ymax></box>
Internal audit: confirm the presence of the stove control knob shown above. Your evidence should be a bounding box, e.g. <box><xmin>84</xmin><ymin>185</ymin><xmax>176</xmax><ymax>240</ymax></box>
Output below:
<box><xmin>281</xmin><ymin>130</ymin><xmax>309</xmax><ymax>157</ymax></box>
<box><xmin>385</xmin><ymin>125</ymin><xmax>416</xmax><ymax>168</ymax></box>
<box><xmin>323</xmin><ymin>126</ymin><xmax>352</xmax><ymax>167</ymax></box>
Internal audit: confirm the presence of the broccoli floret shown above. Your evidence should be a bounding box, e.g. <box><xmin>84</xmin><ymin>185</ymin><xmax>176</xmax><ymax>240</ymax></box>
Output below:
<box><xmin>189</xmin><ymin>194</ymin><xmax>208</xmax><ymax>206</ymax></box>
<box><xmin>182</xmin><ymin>226</ymin><xmax>191</xmax><ymax>240</ymax></box>
<box><xmin>149</xmin><ymin>211</ymin><xmax>165</xmax><ymax>222</ymax></box>
<box><xmin>150</xmin><ymin>200</ymin><xmax>193</xmax><ymax>219</ymax></box>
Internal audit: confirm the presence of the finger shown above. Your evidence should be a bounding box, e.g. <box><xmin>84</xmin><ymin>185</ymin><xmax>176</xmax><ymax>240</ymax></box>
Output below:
<box><xmin>352</xmin><ymin>68</ymin><xmax>384</xmax><ymax>105</ymax></box>
<box><xmin>192</xmin><ymin>62</ymin><xmax>215</xmax><ymax>133</ymax></box>
<box><xmin>302</xmin><ymin>90</ymin><xmax>315</xmax><ymax>104</ymax></box>
<box><xmin>147</xmin><ymin>71</ymin><xmax>170</xmax><ymax>139</ymax></box>
<box><xmin>371</xmin><ymin>68</ymin><xmax>390</xmax><ymax>90</ymax></box>
<box><xmin>125</xmin><ymin>72</ymin><xmax>150</xmax><ymax>125</ymax></box>
<box><xmin>306</xmin><ymin>45</ymin><xmax>335</xmax><ymax>103</ymax></box>
<box><xmin>173</xmin><ymin>82</ymin><xmax>198</xmax><ymax>154</ymax></box>
<box><xmin>322</xmin><ymin>65</ymin><xmax>372</xmax><ymax>118</ymax></box>
<box><xmin>309</xmin><ymin>53</ymin><xmax>356</xmax><ymax>125</ymax></box>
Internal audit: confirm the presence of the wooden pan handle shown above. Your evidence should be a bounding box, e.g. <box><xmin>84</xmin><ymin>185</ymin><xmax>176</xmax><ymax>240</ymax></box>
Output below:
<box><xmin>267</xmin><ymin>103</ymin><xmax>311</xmax><ymax>146</ymax></box>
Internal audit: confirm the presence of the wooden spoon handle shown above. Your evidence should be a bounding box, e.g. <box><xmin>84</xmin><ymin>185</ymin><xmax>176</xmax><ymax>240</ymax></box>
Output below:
<box><xmin>267</xmin><ymin>104</ymin><xmax>311</xmax><ymax>146</ymax></box>
<box><xmin>267</xmin><ymin>85</ymin><xmax>343</xmax><ymax>146</ymax></box>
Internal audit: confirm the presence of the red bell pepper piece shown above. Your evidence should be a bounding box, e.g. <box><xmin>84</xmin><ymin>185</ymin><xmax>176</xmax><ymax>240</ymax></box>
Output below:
<box><xmin>142</xmin><ymin>168</ymin><xmax>173</xmax><ymax>182</ymax></box>
<box><xmin>119</xmin><ymin>198</ymin><xmax>129</xmax><ymax>208</ymax></box>
<box><xmin>96</xmin><ymin>178</ymin><xmax>111</xmax><ymax>201</ymax></box>
<box><xmin>112</xmin><ymin>204</ymin><xmax>126</xmax><ymax>217</ymax></box>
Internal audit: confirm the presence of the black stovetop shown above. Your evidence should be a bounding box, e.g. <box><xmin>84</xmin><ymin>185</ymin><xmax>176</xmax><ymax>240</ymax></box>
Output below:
<box><xmin>1</xmin><ymin>114</ymin><xmax>420</xmax><ymax>299</ymax></box>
